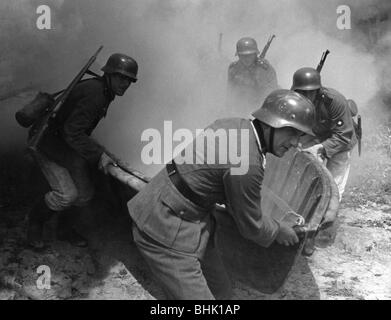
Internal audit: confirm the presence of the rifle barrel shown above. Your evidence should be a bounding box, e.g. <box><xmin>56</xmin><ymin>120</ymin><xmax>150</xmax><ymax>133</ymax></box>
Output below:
<box><xmin>316</xmin><ymin>49</ymin><xmax>330</xmax><ymax>72</ymax></box>
<box><xmin>259</xmin><ymin>34</ymin><xmax>276</xmax><ymax>59</ymax></box>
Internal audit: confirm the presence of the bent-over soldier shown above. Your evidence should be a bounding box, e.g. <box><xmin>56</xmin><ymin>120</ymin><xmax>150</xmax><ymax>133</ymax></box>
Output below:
<box><xmin>291</xmin><ymin>67</ymin><xmax>358</xmax><ymax>201</ymax></box>
<box><xmin>128</xmin><ymin>89</ymin><xmax>316</xmax><ymax>299</ymax></box>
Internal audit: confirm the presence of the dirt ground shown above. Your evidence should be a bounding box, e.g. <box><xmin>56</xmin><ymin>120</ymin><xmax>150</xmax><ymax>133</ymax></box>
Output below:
<box><xmin>1</xmin><ymin>92</ymin><xmax>391</xmax><ymax>300</ymax></box>
<box><xmin>1</xmin><ymin>190</ymin><xmax>390</xmax><ymax>300</ymax></box>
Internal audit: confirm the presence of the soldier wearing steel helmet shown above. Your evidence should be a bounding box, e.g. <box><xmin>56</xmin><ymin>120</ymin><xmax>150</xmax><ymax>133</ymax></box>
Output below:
<box><xmin>291</xmin><ymin>67</ymin><xmax>357</xmax><ymax>201</ymax></box>
<box><xmin>26</xmin><ymin>53</ymin><xmax>138</xmax><ymax>249</ymax></box>
<box><xmin>227</xmin><ymin>37</ymin><xmax>278</xmax><ymax>115</ymax></box>
<box><xmin>127</xmin><ymin>89</ymin><xmax>315</xmax><ymax>299</ymax></box>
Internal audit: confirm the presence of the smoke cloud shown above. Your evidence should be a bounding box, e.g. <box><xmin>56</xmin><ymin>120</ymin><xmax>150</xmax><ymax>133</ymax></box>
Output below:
<box><xmin>1</xmin><ymin>0</ymin><xmax>390</xmax><ymax>176</ymax></box>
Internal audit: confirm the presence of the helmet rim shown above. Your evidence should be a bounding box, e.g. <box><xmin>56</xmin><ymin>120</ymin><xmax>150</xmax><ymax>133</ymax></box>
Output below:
<box><xmin>291</xmin><ymin>67</ymin><xmax>321</xmax><ymax>91</ymax></box>
<box><xmin>101</xmin><ymin>53</ymin><xmax>138</xmax><ymax>81</ymax></box>
<box><xmin>252</xmin><ymin>89</ymin><xmax>316</xmax><ymax>136</ymax></box>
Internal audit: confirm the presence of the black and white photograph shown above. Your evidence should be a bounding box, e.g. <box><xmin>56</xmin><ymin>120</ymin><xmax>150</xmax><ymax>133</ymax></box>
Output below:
<box><xmin>0</xmin><ymin>0</ymin><xmax>390</xmax><ymax>304</ymax></box>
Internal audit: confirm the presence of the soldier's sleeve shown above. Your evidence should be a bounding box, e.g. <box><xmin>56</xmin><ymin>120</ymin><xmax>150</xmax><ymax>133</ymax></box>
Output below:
<box><xmin>62</xmin><ymin>94</ymin><xmax>105</xmax><ymax>166</ymax></box>
<box><xmin>223</xmin><ymin>164</ymin><xmax>280</xmax><ymax>247</ymax></box>
<box><xmin>321</xmin><ymin>95</ymin><xmax>356</xmax><ymax>158</ymax></box>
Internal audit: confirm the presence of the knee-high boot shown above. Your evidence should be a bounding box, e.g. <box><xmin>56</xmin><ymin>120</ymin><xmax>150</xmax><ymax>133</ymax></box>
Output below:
<box><xmin>26</xmin><ymin>197</ymin><xmax>55</xmax><ymax>249</ymax></box>
<box><xmin>56</xmin><ymin>207</ymin><xmax>88</xmax><ymax>247</ymax></box>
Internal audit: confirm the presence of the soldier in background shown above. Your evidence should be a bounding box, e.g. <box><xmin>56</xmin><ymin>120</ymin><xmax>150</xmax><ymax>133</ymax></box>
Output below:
<box><xmin>227</xmin><ymin>37</ymin><xmax>278</xmax><ymax>115</ymax></box>
<box><xmin>291</xmin><ymin>67</ymin><xmax>358</xmax><ymax>201</ymax></box>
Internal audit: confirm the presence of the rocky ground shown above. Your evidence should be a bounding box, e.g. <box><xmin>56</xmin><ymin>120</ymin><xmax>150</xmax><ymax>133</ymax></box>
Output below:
<box><xmin>1</xmin><ymin>92</ymin><xmax>391</xmax><ymax>300</ymax></box>
<box><xmin>1</xmin><ymin>182</ymin><xmax>390</xmax><ymax>300</ymax></box>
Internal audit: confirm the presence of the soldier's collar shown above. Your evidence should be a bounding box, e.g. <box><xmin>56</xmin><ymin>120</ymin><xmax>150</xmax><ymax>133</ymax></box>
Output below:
<box><xmin>103</xmin><ymin>75</ymin><xmax>116</xmax><ymax>102</ymax></box>
<box><xmin>251</xmin><ymin>120</ymin><xmax>267</xmax><ymax>169</ymax></box>
<box><xmin>250</xmin><ymin>119</ymin><xmax>267</xmax><ymax>155</ymax></box>
<box><xmin>239</xmin><ymin>59</ymin><xmax>256</xmax><ymax>69</ymax></box>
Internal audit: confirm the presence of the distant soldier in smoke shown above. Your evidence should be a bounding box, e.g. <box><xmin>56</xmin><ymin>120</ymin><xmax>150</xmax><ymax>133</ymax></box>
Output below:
<box><xmin>127</xmin><ymin>90</ymin><xmax>315</xmax><ymax>299</ymax></box>
<box><xmin>227</xmin><ymin>37</ymin><xmax>278</xmax><ymax>115</ymax></box>
<box><xmin>26</xmin><ymin>53</ymin><xmax>138</xmax><ymax>249</ymax></box>
<box><xmin>291</xmin><ymin>67</ymin><xmax>358</xmax><ymax>201</ymax></box>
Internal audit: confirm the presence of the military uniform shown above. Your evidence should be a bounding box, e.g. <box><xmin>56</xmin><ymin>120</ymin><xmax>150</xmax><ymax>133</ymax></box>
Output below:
<box><xmin>26</xmin><ymin>52</ymin><xmax>137</xmax><ymax>249</ymax></box>
<box><xmin>305</xmin><ymin>87</ymin><xmax>357</xmax><ymax>199</ymax></box>
<box><xmin>128</xmin><ymin>118</ymin><xmax>280</xmax><ymax>300</ymax></box>
<box><xmin>227</xmin><ymin>58</ymin><xmax>278</xmax><ymax>114</ymax></box>
<box><xmin>37</xmin><ymin>77</ymin><xmax>115</xmax><ymax>211</ymax></box>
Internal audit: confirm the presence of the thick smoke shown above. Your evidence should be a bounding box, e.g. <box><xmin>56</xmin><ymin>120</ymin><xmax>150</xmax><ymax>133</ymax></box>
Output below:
<box><xmin>1</xmin><ymin>0</ymin><xmax>390</xmax><ymax>176</ymax></box>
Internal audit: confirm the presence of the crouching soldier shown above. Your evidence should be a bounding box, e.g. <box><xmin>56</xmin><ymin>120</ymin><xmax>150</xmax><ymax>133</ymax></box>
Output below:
<box><xmin>291</xmin><ymin>67</ymin><xmax>357</xmax><ymax>201</ymax></box>
<box><xmin>26</xmin><ymin>53</ymin><xmax>138</xmax><ymax>249</ymax></box>
<box><xmin>128</xmin><ymin>89</ymin><xmax>316</xmax><ymax>299</ymax></box>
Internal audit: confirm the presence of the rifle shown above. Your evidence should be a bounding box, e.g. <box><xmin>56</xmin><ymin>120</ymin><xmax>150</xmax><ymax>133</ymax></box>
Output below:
<box><xmin>28</xmin><ymin>45</ymin><xmax>104</xmax><ymax>152</ymax></box>
<box><xmin>316</xmin><ymin>49</ymin><xmax>330</xmax><ymax>73</ymax></box>
<box><xmin>311</xmin><ymin>50</ymin><xmax>330</xmax><ymax>110</ymax></box>
<box><xmin>259</xmin><ymin>34</ymin><xmax>276</xmax><ymax>59</ymax></box>
<box><xmin>357</xmin><ymin>115</ymin><xmax>362</xmax><ymax>156</ymax></box>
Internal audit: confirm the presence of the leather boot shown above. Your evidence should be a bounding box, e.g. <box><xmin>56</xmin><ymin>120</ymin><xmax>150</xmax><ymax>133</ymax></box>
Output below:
<box><xmin>57</xmin><ymin>208</ymin><xmax>88</xmax><ymax>247</ymax></box>
<box><xmin>26</xmin><ymin>197</ymin><xmax>54</xmax><ymax>250</ymax></box>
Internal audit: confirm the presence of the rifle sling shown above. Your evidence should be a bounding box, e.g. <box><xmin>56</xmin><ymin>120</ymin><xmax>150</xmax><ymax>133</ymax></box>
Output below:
<box><xmin>51</xmin><ymin>69</ymin><xmax>101</xmax><ymax>98</ymax></box>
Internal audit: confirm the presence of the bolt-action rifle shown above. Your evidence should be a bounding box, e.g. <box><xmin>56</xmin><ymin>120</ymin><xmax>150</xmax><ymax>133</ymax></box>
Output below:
<box><xmin>357</xmin><ymin>115</ymin><xmax>362</xmax><ymax>156</ymax></box>
<box><xmin>316</xmin><ymin>49</ymin><xmax>330</xmax><ymax>73</ymax></box>
<box><xmin>259</xmin><ymin>34</ymin><xmax>276</xmax><ymax>59</ymax></box>
<box><xmin>28</xmin><ymin>46</ymin><xmax>104</xmax><ymax>153</ymax></box>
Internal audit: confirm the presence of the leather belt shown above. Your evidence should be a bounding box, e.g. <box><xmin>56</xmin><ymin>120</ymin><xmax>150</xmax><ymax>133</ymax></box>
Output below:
<box><xmin>166</xmin><ymin>161</ymin><xmax>207</xmax><ymax>209</ymax></box>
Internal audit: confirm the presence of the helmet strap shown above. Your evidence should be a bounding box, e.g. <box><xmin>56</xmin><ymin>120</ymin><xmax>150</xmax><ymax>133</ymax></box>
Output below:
<box><xmin>269</xmin><ymin>127</ymin><xmax>275</xmax><ymax>154</ymax></box>
<box><xmin>252</xmin><ymin>119</ymin><xmax>268</xmax><ymax>155</ymax></box>
<box><xmin>103</xmin><ymin>74</ymin><xmax>115</xmax><ymax>100</ymax></box>
<box><xmin>107</xmin><ymin>74</ymin><xmax>112</xmax><ymax>89</ymax></box>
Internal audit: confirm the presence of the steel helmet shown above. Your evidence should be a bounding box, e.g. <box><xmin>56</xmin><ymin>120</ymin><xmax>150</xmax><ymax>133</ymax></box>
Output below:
<box><xmin>291</xmin><ymin>67</ymin><xmax>321</xmax><ymax>91</ymax></box>
<box><xmin>236</xmin><ymin>37</ymin><xmax>260</xmax><ymax>56</ymax></box>
<box><xmin>101</xmin><ymin>53</ymin><xmax>138</xmax><ymax>82</ymax></box>
<box><xmin>252</xmin><ymin>89</ymin><xmax>316</xmax><ymax>136</ymax></box>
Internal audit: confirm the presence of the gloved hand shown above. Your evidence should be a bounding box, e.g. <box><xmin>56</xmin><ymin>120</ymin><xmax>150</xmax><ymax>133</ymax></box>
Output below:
<box><xmin>98</xmin><ymin>152</ymin><xmax>117</xmax><ymax>175</ymax></box>
<box><xmin>303</xmin><ymin>143</ymin><xmax>326</xmax><ymax>163</ymax></box>
<box><xmin>275</xmin><ymin>222</ymin><xmax>300</xmax><ymax>246</ymax></box>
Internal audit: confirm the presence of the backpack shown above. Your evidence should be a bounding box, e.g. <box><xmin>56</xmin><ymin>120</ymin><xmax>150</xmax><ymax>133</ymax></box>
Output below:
<box><xmin>15</xmin><ymin>92</ymin><xmax>57</xmax><ymax>128</ymax></box>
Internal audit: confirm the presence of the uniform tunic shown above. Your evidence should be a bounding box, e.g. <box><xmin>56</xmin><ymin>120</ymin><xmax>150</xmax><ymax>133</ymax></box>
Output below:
<box><xmin>304</xmin><ymin>87</ymin><xmax>358</xmax><ymax>200</ymax></box>
<box><xmin>128</xmin><ymin>118</ymin><xmax>280</xmax><ymax>299</ymax></box>
<box><xmin>313</xmin><ymin>87</ymin><xmax>357</xmax><ymax>159</ymax></box>
<box><xmin>35</xmin><ymin>77</ymin><xmax>115</xmax><ymax>210</ymax></box>
<box><xmin>39</xmin><ymin>77</ymin><xmax>115</xmax><ymax>167</ymax></box>
<box><xmin>227</xmin><ymin>58</ymin><xmax>278</xmax><ymax>113</ymax></box>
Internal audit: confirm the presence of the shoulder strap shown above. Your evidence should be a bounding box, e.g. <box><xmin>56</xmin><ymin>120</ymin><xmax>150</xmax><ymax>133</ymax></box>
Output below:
<box><xmin>51</xmin><ymin>71</ymin><xmax>102</xmax><ymax>98</ymax></box>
